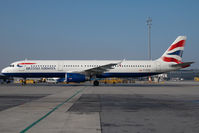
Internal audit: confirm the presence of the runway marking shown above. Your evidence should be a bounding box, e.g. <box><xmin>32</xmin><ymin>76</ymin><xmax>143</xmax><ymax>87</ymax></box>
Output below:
<box><xmin>20</xmin><ymin>88</ymin><xmax>84</xmax><ymax>133</ymax></box>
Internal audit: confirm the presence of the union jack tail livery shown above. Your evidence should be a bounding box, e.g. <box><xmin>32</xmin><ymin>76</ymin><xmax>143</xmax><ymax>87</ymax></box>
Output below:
<box><xmin>158</xmin><ymin>36</ymin><xmax>186</xmax><ymax>64</ymax></box>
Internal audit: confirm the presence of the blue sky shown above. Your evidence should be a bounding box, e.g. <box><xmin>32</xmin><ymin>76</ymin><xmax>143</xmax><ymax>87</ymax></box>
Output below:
<box><xmin>0</xmin><ymin>0</ymin><xmax>199</xmax><ymax>70</ymax></box>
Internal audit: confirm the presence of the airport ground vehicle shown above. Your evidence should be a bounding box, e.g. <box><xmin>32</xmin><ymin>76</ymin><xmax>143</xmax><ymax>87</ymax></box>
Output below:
<box><xmin>46</xmin><ymin>78</ymin><xmax>64</xmax><ymax>84</ymax></box>
<box><xmin>194</xmin><ymin>77</ymin><xmax>199</xmax><ymax>81</ymax></box>
<box><xmin>100</xmin><ymin>78</ymin><xmax>123</xmax><ymax>84</ymax></box>
<box><xmin>19</xmin><ymin>79</ymin><xmax>35</xmax><ymax>84</ymax></box>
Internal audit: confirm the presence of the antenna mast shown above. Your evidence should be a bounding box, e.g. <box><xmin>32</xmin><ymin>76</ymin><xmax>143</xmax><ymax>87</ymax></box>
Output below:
<box><xmin>146</xmin><ymin>17</ymin><xmax>152</xmax><ymax>60</ymax></box>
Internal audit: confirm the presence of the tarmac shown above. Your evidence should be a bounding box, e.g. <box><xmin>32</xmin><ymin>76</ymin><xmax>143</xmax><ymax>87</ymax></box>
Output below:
<box><xmin>0</xmin><ymin>81</ymin><xmax>199</xmax><ymax>133</ymax></box>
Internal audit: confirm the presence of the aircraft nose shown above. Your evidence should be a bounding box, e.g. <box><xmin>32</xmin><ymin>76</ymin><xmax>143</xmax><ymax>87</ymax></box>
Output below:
<box><xmin>1</xmin><ymin>67</ymin><xmax>8</xmax><ymax>74</ymax></box>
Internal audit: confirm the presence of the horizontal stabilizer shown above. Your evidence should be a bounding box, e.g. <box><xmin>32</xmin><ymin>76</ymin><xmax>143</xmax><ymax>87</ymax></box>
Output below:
<box><xmin>171</xmin><ymin>62</ymin><xmax>194</xmax><ymax>68</ymax></box>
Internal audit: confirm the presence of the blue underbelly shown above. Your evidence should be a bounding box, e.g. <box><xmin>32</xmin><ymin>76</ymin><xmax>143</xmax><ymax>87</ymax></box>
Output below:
<box><xmin>97</xmin><ymin>72</ymin><xmax>160</xmax><ymax>78</ymax></box>
<box><xmin>2</xmin><ymin>72</ymin><xmax>160</xmax><ymax>78</ymax></box>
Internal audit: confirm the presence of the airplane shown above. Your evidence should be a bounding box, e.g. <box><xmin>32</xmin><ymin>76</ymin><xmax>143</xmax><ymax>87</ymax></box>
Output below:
<box><xmin>1</xmin><ymin>36</ymin><xmax>194</xmax><ymax>86</ymax></box>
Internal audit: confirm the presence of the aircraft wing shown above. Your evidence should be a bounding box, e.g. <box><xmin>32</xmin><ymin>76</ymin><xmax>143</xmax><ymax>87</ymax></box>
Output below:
<box><xmin>78</xmin><ymin>60</ymin><xmax>124</xmax><ymax>76</ymax></box>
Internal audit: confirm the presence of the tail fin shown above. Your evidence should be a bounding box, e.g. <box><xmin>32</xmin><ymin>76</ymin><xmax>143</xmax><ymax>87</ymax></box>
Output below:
<box><xmin>157</xmin><ymin>36</ymin><xmax>186</xmax><ymax>64</ymax></box>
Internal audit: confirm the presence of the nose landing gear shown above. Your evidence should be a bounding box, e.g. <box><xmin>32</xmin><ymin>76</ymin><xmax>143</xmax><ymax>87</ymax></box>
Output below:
<box><xmin>22</xmin><ymin>78</ymin><xmax>26</xmax><ymax>85</ymax></box>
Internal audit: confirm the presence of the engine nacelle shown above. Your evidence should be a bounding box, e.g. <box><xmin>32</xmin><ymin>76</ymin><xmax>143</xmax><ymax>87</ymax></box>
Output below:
<box><xmin>65</xmin><ymin>73</ymin><xmax>86</xmax><ymax>83</ymax></box>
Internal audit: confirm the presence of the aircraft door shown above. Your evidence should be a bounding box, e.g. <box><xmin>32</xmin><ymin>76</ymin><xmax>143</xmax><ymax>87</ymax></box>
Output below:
<box><xmin>58</xmin><ymin>62</ymin><xmax>63</xmax><ymax>71</ymax></box>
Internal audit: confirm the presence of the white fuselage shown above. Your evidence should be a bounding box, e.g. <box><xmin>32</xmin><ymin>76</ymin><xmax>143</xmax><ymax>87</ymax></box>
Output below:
<box><xmin>1</xmin><ymin>60</ymin><xmax>178</xmax><ymax>78</ymax></box>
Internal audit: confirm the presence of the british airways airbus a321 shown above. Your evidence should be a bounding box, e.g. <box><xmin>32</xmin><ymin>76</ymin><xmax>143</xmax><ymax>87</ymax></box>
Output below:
<box><xmin>1</xmin><ymin>36</ymin><xmax>194</xmax><ymax>86</ymax></box>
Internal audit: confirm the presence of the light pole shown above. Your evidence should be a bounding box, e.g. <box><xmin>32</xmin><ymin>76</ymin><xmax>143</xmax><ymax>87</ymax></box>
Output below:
<box><xmin>146</xmin><ymin>17</ymin><xmax>152</xmax><ymax>60</ymax></box>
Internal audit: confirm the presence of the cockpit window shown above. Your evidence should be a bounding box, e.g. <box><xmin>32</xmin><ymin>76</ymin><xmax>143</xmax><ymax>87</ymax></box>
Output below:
<box><xmin>9</xmin><ymin>64</ymin><xmax>14</xmax><ymax>67</ymax></box>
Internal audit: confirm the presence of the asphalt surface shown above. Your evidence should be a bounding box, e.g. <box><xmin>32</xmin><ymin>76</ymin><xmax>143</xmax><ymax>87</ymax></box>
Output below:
<box><xmin>0</xmin><ymin>95</ymin><xmax>47</xmax><ymax>111</ymax></box>
<box><xmin>0</xmin><ymin>81</ymin><xmax>199</xmax><ymax>133</ymax></box>
<box><xmin>70</xmin><ymin>94</ymin><xmax>199</xmax><ymax>133</ymax></box>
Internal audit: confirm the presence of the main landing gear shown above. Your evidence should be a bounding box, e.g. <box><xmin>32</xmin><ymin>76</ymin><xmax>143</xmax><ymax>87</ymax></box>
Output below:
<box><xmin>93</xmin><ymin>80</ymin><xmax>99</xmax><ymax>86</ymax></box>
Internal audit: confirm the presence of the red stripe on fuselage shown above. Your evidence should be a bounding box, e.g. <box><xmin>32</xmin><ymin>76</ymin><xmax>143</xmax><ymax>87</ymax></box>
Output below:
<box><xmin>168</xmin><ymin>40</ymin><xmax>185</xmax><ymax>51</ymax></box>
<box><xmin>162</xmin><ymin>57</ymin><xmax>181</xmax><ymax>64</ymax></box>
<box><xmin>18</xmin><ymin>63</ymin><xmax>36</xmax><ymax>65</ymax></box>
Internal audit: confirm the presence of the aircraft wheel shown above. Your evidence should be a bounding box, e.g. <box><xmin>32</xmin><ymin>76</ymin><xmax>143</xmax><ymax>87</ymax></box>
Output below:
<box><xmin>93</xmin><ymin>80</ymin><xmax>99</xmax><ymax>86</ymax></box>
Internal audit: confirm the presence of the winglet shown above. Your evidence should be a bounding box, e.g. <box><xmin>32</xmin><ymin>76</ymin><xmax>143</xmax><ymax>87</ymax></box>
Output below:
<box><xmin>118</xmin><ymin>59</ymin><xmax>125</xmax><ymax>65</ymax></box>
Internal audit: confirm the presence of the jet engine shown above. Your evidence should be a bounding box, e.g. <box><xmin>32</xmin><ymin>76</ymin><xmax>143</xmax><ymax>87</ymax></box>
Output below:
<box><xmin>65</xmin><ymin>73</ymin><xmax>87</xmax><ymax>83</ymax></box>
